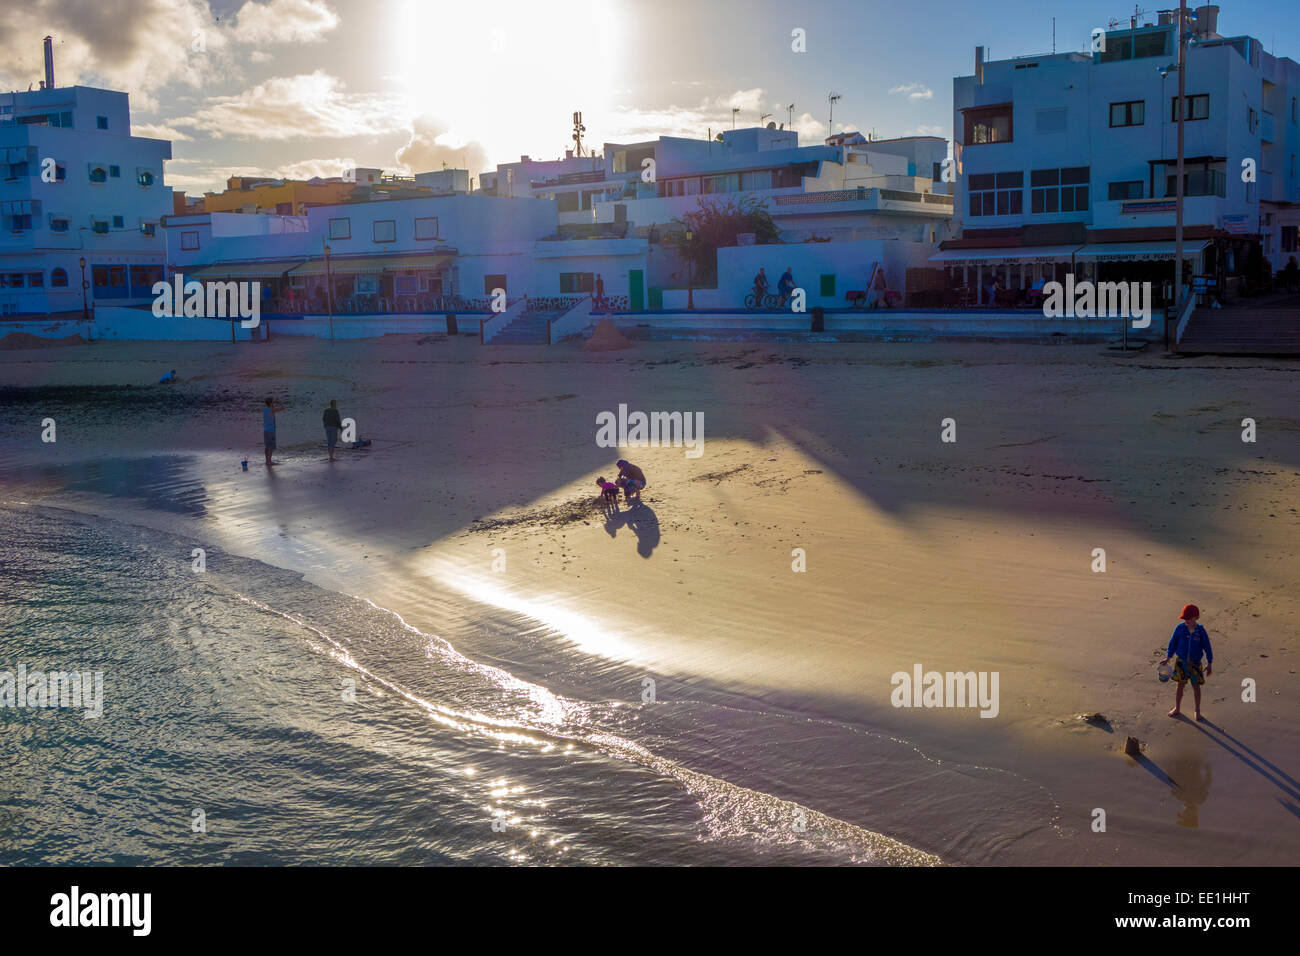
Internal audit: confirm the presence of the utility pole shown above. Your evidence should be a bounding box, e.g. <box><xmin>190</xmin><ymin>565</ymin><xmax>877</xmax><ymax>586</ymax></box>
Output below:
<box><xmin>323</xmin><ymin>238</ymin><xmax>335</xmax><ymax>342</ymax></box>
<box><xmin>1173</xmin><ymin>0</ymin><xmax>1188</xmax><ymax>343</ymax></box>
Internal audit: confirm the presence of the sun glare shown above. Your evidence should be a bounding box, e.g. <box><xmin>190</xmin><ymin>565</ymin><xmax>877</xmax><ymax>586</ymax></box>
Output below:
<box><xmin>396</xmin><ymin>0</ymin><xmax>622</xmax><ymax>165</ymax></box>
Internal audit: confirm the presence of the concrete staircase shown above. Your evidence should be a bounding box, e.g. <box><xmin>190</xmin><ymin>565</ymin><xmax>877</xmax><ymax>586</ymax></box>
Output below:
<box><xmin>486</xmin><ymin>308</ymin><xmax>551</xmax><ymax>344</ymax></box>
<box><xmin>1178</xmin><ymin>307</ymin><xmax>1300</xmax><ymax>355</ymax></box>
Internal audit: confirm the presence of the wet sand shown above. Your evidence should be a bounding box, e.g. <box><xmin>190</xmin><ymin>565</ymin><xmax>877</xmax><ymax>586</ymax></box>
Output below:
<box><xmin>2</xmin><ymin>334</ymin><xmax>1298</xmax><ymax>865</ymax></box>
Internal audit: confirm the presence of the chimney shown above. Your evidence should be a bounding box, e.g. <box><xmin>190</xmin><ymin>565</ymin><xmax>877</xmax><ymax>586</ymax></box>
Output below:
<box><xmin>1195</xmin><ymin>5</ymin><xmax>1219</xmax><ymax>37</ymax></box>
<box><xmin>43</xmin><ymin>36</ymin><xmax>55</xmax><ymax>90</ymax></box>
<box><xmin>975</xmin><ymin>46</ymin><xmax>985</xmax><ymax>84</ymax></box>
<box><xmin>1158</xmin><ymin>11</ymin><xmax>1173</xmax><ymax>25</ymax></box>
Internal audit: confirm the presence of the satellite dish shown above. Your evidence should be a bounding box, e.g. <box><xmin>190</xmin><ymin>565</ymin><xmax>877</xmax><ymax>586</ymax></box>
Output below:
<box><xmin>715</xmin><ymin>133</ymin><xmax>724</xmax><ymax>142</ymax></box>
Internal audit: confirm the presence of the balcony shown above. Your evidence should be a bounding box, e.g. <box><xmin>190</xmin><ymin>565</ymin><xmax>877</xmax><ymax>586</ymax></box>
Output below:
<box><xmin>1261</xmin><ymin>110</ymin><xmax>1276</xmax><ymax>143</ymax></box>
<box><xmin>772</xmin><ymin>187</ymin><xmax>953</xmax><ymax>216</ymax></box>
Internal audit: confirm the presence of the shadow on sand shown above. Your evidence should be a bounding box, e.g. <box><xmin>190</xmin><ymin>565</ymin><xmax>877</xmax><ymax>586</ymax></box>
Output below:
<box><xmin>601</xmin><ymin>500</ymin><xmax>660</xmax><ymax>558</ymax></box>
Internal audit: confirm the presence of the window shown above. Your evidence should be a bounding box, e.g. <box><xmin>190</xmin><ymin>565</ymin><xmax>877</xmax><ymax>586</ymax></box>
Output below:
<box><xmin>27</xmin><ymin>272</ymin><xmax>43</xmax><ymax>288</ymax></box>
<box><xmin>137</xmin><ymin>168</ymin><xmax>155</xmax><ymax>187</ymax></box>
<box><xmin>88</xmin><ymin>164</ymin><xmax>108</xmax><ymax>183</ymax></box>
<box><xmin>92</xmin><ymin>219</ymin><xmax>109</xmax><ymax>235</ymax></box>
<box><xmin>96</xmin><ymin>115</ymin><xmax>108</xmax><ymax>130</ymax></box>
<box><xmin>1282</xmin><ymin>226</ymin><xmax>1298</xmax><ymax>253</ymax></box>
<box><xmin>109</xmin><ymin>165</ymin><xmax>120</xmax><ymax>178</ymax></box>
<box><xmin>50</xmin><ymin>217</ymin><xmax>69</xmax><ymax>232</ymax></box>
<box><xmin>328</xmin><ymin>217</ymin><xmax>351</xmax><ymax>239</ymax></box>
<box><xmin>483</xmin><ymin>274</ymin><xmax>507</xmax><ymax>294</ymax></box>
<box><xmin>1031</xmin><ymin>167</ymin><xmax>1089</xmax><ymax>213</ymax></box>
<box><xmin>1108</xmin><ymin>180</ymin><xmax>1144</xmax><ymax>200</ymax></box>
<box><xmin>702</xmin><ymin>173</ymin><xmax>742</xmax><ymax>194</ymax></box>
<box><xmin>51</xmin><ymin>268</ymin><xmax>68</xmax><ymax>287</ymax></box>
<box><xmin>661</xmin><ymin>178</ymin><xmax>701</xmax><ymax>197</ymax></box>
<box><xmin>819</xmin><ymin>274</ymin><xmax>836</xmax><ymax>296</ymax></box>
<box><xmin>1110</xmin><ymin>101</ymin><xmax>1145</xmax><ymax>127</ymax></box>
<box><xmin>559</xmin><ymin>272</ymin><xmax>594</xmax><ymax>293</ymax></box>
<box><xmin>141</xmin><ymin>222</ymin><xmax>156</xmax><ymax>237</ymax></box>
<box><xmin>1165</xmin><ymin>169</ymin><xmax>1226</xmax><ymax>198</ymax></box>
<box><xmin>112</xmin><ymin>215</ymin><xmax>124</xmax><ymax>229</ymax></box>
<box><xmin>414</xmin><ymin>217</ymin><xmax>439</xmax><ymax>240</ymax></box>
<box><xmin>180</xmin><ymin>230</ymin><xmax>199</xmax><ymax>251</ymax></box>
<box><xmin>964</xmin><ymin>104</ymin><xmax>1013</xmax><ymax>145</ymax></box>
<box><xmin>1099</xmin><ymin>35</ymin><xmax>1133</xmax><ymax>62</ymax></box>
<box><xmin>1171</xmin><ymin>94</ymin><xmax>1210</xmax><ymax>121</ymax></box>
<box><xmin>131</xmin><ymin>265</ymin><xmax>162</xmax><ymax>289</ymax></box>
<box><xmin>394</xmin><ymin>275</ymin><xmax>419</xmax><ymax>295</ymax></box>
<box><xmin>92</xmin><ymin>266</ymin><xmax>109</xmax><ymax>287</ymax></box>
<box><xmin>373</xmin><ymin>219</ymin><xmax>396</xmax><ymax>242</ymax></box>
<box><xmin>1133</xmin><ymin>32</ymin><xmax>1168</xmax><ymax>58</ymax></box>
<box><xmin>968</xmin><ymin>171</ymin><xmax>1022</xmax><ymax>217</ymax></box>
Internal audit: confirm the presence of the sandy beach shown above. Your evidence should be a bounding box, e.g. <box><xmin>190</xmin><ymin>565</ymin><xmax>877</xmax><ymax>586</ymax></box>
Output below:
<box><xmin>2</xmin><ymin>333</ymin><xmax>1297</xmax><ymax>866</ymax></box>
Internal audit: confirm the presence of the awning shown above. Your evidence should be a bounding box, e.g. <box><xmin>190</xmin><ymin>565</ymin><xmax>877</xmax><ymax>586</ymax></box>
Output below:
<box><xmin>1073</xmin><ymin>240</ymin><xmax>1210</xmax><ymax>261</ymax></box>
<box><xmin>289</xmin><ymin>253</ymin><xmax>453</xmax><ymax>277</ymax></box>
<box><xmin>185</xmin><ymin>261</ymin><xmax>305</xmax><ymax>279</ymax></box>
<box><xmin>929</xmin><ymin>244</ymin><xmax>1081</xmax><ymax>265</ymax></box>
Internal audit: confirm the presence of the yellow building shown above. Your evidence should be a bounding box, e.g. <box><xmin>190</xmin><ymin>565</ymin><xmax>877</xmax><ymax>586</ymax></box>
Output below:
<box><xmin>202</xmin><ymin>176</ymin><xmax>357</xmax><ymax>215</ymax></box>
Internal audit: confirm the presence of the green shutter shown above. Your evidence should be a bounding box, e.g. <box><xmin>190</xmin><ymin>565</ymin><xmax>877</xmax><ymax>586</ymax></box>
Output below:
<box><xmin>819</xmin><ymin>274</ymin><xmax>836</xmax><ymax>297</ymax></box>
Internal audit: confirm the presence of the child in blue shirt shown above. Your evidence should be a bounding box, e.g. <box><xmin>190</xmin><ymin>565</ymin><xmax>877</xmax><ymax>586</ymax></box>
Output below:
<box><xmin>1162</xmin><ymin>604</ymin><xmax>1213</xmax><ymax>721</ymax></box>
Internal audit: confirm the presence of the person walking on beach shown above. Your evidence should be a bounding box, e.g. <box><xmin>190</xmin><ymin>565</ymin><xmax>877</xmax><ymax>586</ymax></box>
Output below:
<box><xmin>323</xmin><ymin>399</ymin><xmax>343</xmax><ymax>462</ymax></box>
<box><xmin>1162</xmin><ymin>604</ymin><xmax>1213</xmax><ymax>721</ymax></box>
<box><xmin>262</xmin><ymin>395</ymin><xmax>285</xmax><ymax>467</ymax></box>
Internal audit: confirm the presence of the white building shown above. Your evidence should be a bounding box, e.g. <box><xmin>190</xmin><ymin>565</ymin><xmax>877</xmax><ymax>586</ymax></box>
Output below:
<box><xmin>937</xmin><ymin>4</ymin><xmax>1300</xmax><ymax>305</ymax></box>
<box><xmin>166</xmin><ymin>193</ymin><xmax>649</xmax><ymax>315</ymax></box>
<box><xmin>0</xmin><ymin>39</ymin><xmax>171</xmax><ymax>316</ymax></box>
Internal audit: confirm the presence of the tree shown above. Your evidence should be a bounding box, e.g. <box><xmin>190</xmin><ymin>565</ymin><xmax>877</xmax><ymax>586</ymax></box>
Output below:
<box><xmin>667</xmin><ymin>195</ymin><xmax>780</xmax><ymax>287</ymax></box>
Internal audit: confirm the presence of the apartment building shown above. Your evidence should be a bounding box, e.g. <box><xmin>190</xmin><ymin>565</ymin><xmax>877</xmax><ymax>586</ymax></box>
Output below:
<box><xmin>937</xmin><ymin>4</ymin><xmax>1300</xmax><ymax>304</ymax></box>
<box><xmin>0</xmin><ymin>39</ymin><xmax>171</xmax><ymax>316</ymax></box>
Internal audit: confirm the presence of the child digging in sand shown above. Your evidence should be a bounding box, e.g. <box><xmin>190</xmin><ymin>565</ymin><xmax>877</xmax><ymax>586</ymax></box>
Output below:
<box><xmin>1162</xmin><ymin>604</ymin><xmax>1213</xmax><ymax>721</ymax></box>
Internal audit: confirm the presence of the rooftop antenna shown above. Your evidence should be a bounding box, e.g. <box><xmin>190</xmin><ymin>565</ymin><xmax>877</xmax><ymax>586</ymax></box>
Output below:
<box><xmin>42</xmin><ymin>36</ymin><xmax>55</xmax><ymax>90</ymax></box>
<box><xmin>731</xmin><ymin>106</ymin><xmax>740</xmax><ymax>128</ymax></box>
<box><xmin>1052</xmin><ymin>17</ymin><xmax>1056</xmax><ymax>54</ymax></box>
<box><xmin>760</xmin><ymin>112</ymin><xmax>772</xmax><ymax>127</ymax></box>
<box><xmin>571</xmin><ymin>111</ymin><xmax>586</xmax><ymax>157</ymax></box>
<box><xmin>787</xmin><ymin>103</ymin><xmax>795</xmax><ymax>129</ymax></box>
<box><xmin>828</xmin><ymin>92</ymin><xmax>842</xmax><ymax>135</ymax></box>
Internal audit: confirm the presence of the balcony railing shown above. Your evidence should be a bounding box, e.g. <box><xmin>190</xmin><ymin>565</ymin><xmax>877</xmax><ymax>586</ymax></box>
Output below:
<box><xmin>772</xmin><ymin>187</ymin><xmax>953</xmax><ymax>207</ymax></box>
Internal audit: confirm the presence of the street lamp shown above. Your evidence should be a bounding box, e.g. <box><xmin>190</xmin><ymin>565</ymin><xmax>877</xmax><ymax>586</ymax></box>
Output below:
<box><xmin>323</xmin><ymin>241</ymin><xmax>335</xmax><ymax>341</ymax></box>
<box><xmin>78</xmin><ymin>256</ymin><xmax>88</xmax><ymax>321</ymax></box>
<box><xmin>685</xmin><ymin>229</ymin><xmax>695</xmax><ymax>311</ymax></box>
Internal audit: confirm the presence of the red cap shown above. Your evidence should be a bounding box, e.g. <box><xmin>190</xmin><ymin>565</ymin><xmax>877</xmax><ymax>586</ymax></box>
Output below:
<box><xmin>1180</xmin><ymin>604</ymin><xmax>1200</xmax><ymax>621</ymax></box>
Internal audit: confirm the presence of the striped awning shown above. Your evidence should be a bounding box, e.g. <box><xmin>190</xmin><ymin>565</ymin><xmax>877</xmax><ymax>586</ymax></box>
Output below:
<box><xmin>289</xmin><ymin>254</ymin><xmax>453</xmax><ymax>277</ymax></box>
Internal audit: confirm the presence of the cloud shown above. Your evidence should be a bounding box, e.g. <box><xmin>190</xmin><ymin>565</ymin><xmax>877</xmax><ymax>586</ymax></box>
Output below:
<box><xmin>133</xmin><ymin>122</ymin><xmax>193</xmax><ymax>142</ymax></box>
<box><xmin>0</xmin><ymin>0</ymin><xmax>340</xmax><ymax>111</ymax></box>
<box><xmin>889</xmin><ymin>83</ymin><xmax>934</xmax><ymax>101</ymax></box>
<box><xmin>164</xmin><ymin>156</ymin><xmax>363</xmax><ymax>194</ymax></box>
<box><xmin>171</xmin><ymin>71</ymin><xmax>405</xmax><ymax>140</ymax></box>
<box><xmin>395</xmin><ymin>116</ymin><xmax>489</xmax><ymax>176</ymax></box>
<box><xmin>231</xmin><ymin>0</ymin><xmax>340</xmax><ymax>45</ymax></box>
<box><xmin>911</xmin><ymin>124</ymin><xmax>946</xmax><ymax>137</ymax></box>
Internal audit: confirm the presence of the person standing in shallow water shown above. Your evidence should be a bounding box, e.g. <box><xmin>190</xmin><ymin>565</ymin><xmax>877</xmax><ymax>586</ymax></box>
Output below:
<box><xmin>1163</xmin><ymin>604</ymin><xmax>1213</xmax><ymax>721</ymax></box>
<box><xmin>262</xmin><ymin>396</ymin><xmax>284</xmax><ymax>467</ymax></box>
<box><xmin>322</xmin><ymin>399</ymin><xmax>343</xmax><ymax>462</ymax></box>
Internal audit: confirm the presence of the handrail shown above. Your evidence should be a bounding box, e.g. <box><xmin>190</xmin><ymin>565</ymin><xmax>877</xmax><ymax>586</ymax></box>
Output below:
<box><xmin>547</xmin><ymin>296</ymin><xmax>597</xmax><ymax>345</ymax></box>
<box><xmin>480</xmin><ymin>296</ymin><xmax>528</xmax><ymax>344</ymax></box>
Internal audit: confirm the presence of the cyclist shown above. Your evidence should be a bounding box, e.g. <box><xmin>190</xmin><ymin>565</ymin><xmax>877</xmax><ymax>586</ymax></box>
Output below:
<box><xmin>751</xmin><ymin>268</ymin><xmax>769</xmax><ymax>308</ymax></box>
<box><xmin>777</xmin><ymin>267</ymin><xmax>796</xmax><ymax>307</ymax></box>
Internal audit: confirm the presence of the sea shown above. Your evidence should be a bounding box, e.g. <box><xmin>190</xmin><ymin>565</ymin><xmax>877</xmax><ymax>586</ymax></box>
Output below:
<box><xmin>0</xmin><ymin>501</ymin><xmax>1049</xmax><ymax>866</ymax></box>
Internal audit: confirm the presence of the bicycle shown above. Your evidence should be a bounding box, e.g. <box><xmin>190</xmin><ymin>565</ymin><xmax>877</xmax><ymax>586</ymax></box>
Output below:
<box><xmin>745</xmin><ymin>291</ymin><xmax>781</xmax><ymax>309</ymax></box>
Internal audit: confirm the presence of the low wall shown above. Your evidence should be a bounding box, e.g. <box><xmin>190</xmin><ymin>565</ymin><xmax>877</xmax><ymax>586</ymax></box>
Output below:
<box><xmin>601</xmin><ymin>309</ymin><xmax>1147</xmax><ymax>341</ymax></box>
<box><xmin>0</xmin><ymin>308</ymin><xmax>485</xmax><ymax>342</ymax></box>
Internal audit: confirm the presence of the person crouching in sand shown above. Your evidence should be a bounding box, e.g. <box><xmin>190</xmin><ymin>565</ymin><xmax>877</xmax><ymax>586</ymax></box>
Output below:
<box><xmin>1163</xmin><ymin>604</ymin><xmax>1213</xmax><ymax>721</ymax></box>
<box><xmin>615</xmin><ymin>459</ymin><xmax>646</xmax><ymax>502</ymax></box>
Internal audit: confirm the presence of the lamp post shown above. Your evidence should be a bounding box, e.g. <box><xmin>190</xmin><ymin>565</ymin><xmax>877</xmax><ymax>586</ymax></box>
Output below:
<box><xmin>685</xmin><ymin>229</ymin><xmax>695</xmax><ymax>310</ymax></box>
<box><xmin>323</xmin><ymin>240</ymin><xmax>335</xmax><ymax>341</ymax></box>
<box><xmin>1173</xmin><ymin>0</ymin><xmax>1188</xmax><ymax>344</ymax></box>
<box><xmin>78</xmin><ymin>256</ymin><xmax>88</xmax><ymax>321</ymax></box>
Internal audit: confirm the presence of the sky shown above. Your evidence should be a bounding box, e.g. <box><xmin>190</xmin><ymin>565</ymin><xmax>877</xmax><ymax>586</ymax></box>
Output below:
<box><xmin>3</xmin><ymin>0</ymin><xmax>1299</xmax><ymax>196</ymax></box>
